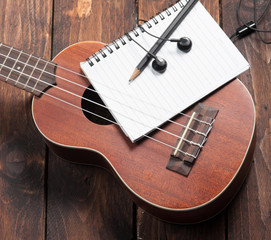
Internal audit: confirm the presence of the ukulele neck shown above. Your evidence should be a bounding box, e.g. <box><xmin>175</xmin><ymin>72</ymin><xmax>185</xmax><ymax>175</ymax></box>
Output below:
<box><xmin>0</xmin><ymin>43</ymin><xmax>56</xmax><ymax>97</ymax></box>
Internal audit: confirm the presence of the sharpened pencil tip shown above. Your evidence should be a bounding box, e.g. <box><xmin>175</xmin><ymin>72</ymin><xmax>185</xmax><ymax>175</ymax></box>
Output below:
<box><xmin>129</xmin><ymin>68</ymin><xmax>141</xmax><ymax>82</ymax></box>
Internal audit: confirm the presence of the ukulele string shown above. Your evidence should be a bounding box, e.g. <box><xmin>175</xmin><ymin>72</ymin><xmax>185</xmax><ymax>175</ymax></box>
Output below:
<box><xmin>0</xmin><ymin>51</ymin><xmax>210</xmax><ymax>142</ymax></box>
<box><xmin>0</xmin><ymin>70</ymin><xmax>199</xmax><ymax>158</ymax></box>
<box><xmin>0</xmin><ymin>43</ymin><xmax>210</xmax><ymax>127</ymax></box>
<box><xmin>0</xmin><ymin>51</ymin><xmax>211</xmax><ymax>140</ymax></box>
<box><xmin>0</xmin><ymin>52</ymin><xmax>209</xmax><ymax>135</ymax></box>
<box><xmin>0</xmin><ymin>60</ymin><xmax>205</xmax><ymax>148</ymax></box>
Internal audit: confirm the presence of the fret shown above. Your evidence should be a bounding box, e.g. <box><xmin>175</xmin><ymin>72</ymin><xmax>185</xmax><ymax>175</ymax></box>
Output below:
<box><xmin>32</xmin><ymin>61</ymin><xmax>49</xmax><ymax>93</ymax></box>
<box><xmin>0</xmin><ymin>46</ymin><xmax>13</xmax><ymax>78</ymax></box>
<box><xmin>0</xmin><ymin>45</ymin><xmax>29</xmax><ymax>85</ymax></box>
<box><xmin>6</xmin><ymin>50</ymin><xmax>23</xmax><ymax>81</ymax></box>
<box><xmin>0</xmin><ymin>43</ymin><xmax>57</xmax><ymax>97</ymax></box>
<box><xmin>15</xmin><ymin>53</ymin><xmax>32</xmax><ymax>86</ymax></box>
<box><xmin>23</xmin><ymin>57</ymin><xmax>41</xmax><ymax>90</ymax></box>
<box><xmin>13</xmin><ymin>53</ymin><xmax>39</xmax><ymax>88</ymax></box>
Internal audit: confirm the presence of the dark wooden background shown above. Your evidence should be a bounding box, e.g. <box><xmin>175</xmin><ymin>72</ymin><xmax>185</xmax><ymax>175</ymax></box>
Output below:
<box><xmin>0</xmin><ymin>0</ymin><xmax>270</xmax><ymax>239</ymax></box>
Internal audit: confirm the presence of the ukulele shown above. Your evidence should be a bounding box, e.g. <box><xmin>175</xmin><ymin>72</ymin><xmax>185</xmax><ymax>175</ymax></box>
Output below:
<box><xmin>0</xmin><ymin>41</ymin><xmax>256</xmax><ymax>224</ymax></box>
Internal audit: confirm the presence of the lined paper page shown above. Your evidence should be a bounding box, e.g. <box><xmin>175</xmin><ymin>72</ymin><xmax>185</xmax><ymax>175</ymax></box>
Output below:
<box><xmin>81</xmin><ymin>1</ymin><xmax>249</xmax><ymax>142</ymax></box>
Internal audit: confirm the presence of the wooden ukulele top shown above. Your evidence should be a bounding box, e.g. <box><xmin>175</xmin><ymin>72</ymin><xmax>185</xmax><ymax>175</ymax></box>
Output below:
<box><xmin>32</xmin><ymin>42</ymin><xmax>255</xmax><ymax>215</ymax></box>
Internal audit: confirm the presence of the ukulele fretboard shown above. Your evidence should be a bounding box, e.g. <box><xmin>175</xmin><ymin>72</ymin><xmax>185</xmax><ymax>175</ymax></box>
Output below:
<box><xmin>0</xmin><ymin>43</ymin><xmax>56</xmax><ymax>97</ymax></box>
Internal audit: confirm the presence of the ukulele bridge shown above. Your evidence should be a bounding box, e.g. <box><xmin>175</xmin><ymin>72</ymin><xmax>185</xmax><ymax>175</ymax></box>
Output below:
<box><xmin>167</xmin><ymin>103</ymin><xmax>219</xmax><ymax>177</ymax></box>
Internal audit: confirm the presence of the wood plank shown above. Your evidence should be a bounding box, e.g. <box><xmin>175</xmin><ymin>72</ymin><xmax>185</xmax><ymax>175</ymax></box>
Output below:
<box><xmin>46</xmin><ymin>0</ymin><xmax>136</xmax><ymax>239</ymax></box>
<box><xmin>138</xmin><ymin>0</ymin><xmax>220</xmax><ymax>26</ymax></box>
<box><xmin>52</xmin><ymin>0</ymin><xmax>136</xmax><ymax>57</ymax></box>
<box><xmin>137</xmin><ymin>211</ymin><xmax>226</xmax><ymax>240</ymax></box>
<box><xmin>1</xmin><ymin>1</ymin><xmax>269</xmax><ymax>239</ymax></box>
<box><xmin>46</xmin><ymin>156</ymin><xmax>135</xmax><ymax>240</ymax></box>
<box><xmin>0</xmin><ymin>0</ymin><xmax>52</xmax><ymax>239</ymax></box>
<box><xmin>222</xmin><ymin>0</ymin><xmax>271</xmax><ymax>239</ymax></box>
<box><xmin>137</xmin><ymin>0</ymin><xmax>227</xmax><ymax>239</ymax></box>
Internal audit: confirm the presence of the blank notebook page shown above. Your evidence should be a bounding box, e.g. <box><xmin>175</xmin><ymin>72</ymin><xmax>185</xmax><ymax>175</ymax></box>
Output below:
<box><xmin>80</xmin><ymin>1</ymin><xmax>249</xmax><ymax>142</ymax></box>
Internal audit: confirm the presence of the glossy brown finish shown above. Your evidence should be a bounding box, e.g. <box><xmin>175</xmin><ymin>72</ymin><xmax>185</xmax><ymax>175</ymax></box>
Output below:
<box><xmin>32</xmin><ymin>41</ymin><xmax>255</xmax><ymax>223</ymax></box>
<box><xmin>48</xmin><ymin>1</ymin><xmax>136</xmax><ymax>238</ymax></box>
<box><xmin>2</xmin><ymin>0</ymin><xmax>270</xmax><ymax>238</ymax></box>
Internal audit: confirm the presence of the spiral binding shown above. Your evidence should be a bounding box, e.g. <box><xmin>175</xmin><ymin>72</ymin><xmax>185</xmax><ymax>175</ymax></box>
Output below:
<box><xmin>87</xmin><ymin>0</ymin><xmax>190</xmax><ymax>67</ymax></box>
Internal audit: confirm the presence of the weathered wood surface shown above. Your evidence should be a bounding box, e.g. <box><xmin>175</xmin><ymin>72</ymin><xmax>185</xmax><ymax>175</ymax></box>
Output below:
<box><xmin>0</xmin><ymin>0</ymin><xmax>270</xmax><ymax>239</ymax></box>
<box><xmin>0</xmin><ymin>0</ymin><xmax>52</xmax><ymax>239</ymax></box>
<box><xmin>222</xmin><ymin>1</ymin><xmax>271</xmax><ymax>240</ymax></box>
<box><xmin>47</xmin><ymin>1</ymin><xmax>135</xmax><ymax>239</ymax></box>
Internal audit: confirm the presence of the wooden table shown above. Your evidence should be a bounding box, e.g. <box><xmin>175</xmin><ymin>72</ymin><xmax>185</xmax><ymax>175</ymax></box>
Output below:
<box><xmin>0</xmin><ymin>0</ymin><xmax>270</xmax><ymax>239</ymax></box>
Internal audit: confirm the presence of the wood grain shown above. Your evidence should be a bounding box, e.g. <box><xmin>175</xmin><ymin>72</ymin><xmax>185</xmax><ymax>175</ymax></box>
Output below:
<box><xmin>31</xmin><ymin>41</ymin><xmax>255</xmax><ymax>224</ymax></box>
<box><xmin>52</xmin><ymin>0</ymin><xmax>136</xmax><ymax>57</ymax></box>
<box><xmin>0</xmin><ymin>0</ymin><xmax>52</xmax><ymax>239</ymax></box>
<box><xmin>138</xmin><ymin>0</ymin><xmax>220</xmax><ymax>24</ymax></box>
<box><xmin>0</xmin><ymin>0</ymin><xmax>270</xmax><ymax>239</ymax></box>
<box><xmin>136</xmin><ymin>0</ymin><xmax>226</xmax><ymax>238</ymax></box>
<box><xmin>222</xmin><ymin>0</ymin><xmax>271</xmax><ymax>239</ymax></box>
<box><xmin>46</xmin><ymin>0</ymin><xmax>136</xmax><ymax>239</ymax></box>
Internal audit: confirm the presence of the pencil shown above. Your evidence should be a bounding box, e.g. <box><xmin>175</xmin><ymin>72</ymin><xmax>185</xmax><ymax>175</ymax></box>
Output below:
<box><xmin>129</xmin><ymin>0</ymin><xmax>198</xmax><ymax>82</ymax></box>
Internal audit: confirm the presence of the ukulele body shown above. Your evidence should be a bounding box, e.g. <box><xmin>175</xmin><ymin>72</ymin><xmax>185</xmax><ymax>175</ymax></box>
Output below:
<box><xmin>32</xmin><ymin>42</ymin><xmax>256</xmax><ymax>223</ymax></box>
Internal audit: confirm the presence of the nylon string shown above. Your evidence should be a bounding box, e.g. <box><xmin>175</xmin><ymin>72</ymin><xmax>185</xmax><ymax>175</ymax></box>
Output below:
<box><xmin>0</xmin><ymin>45</ymin><xmax>215</xmax><ymax>153</ymax></box>
<box><xmin>0</xmin><ymin>46</ymin><xmax>210</xmax><ymax>147</ymax></box>
<box><xmin>0</xmin><ymin>70</ymin><xmax>202</xmax><ymax>158</ymax></box>
<box><xmin>0</xmin><ymin>43</ymin><xmax>211</xmax><ymax>128</ymax></box>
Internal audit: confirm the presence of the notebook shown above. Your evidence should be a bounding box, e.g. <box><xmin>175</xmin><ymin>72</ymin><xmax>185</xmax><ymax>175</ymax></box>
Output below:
<box><xmin>80</xmin><ymin>0</ymin><xmax>249</xmax><ymax>142</ymax></box>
